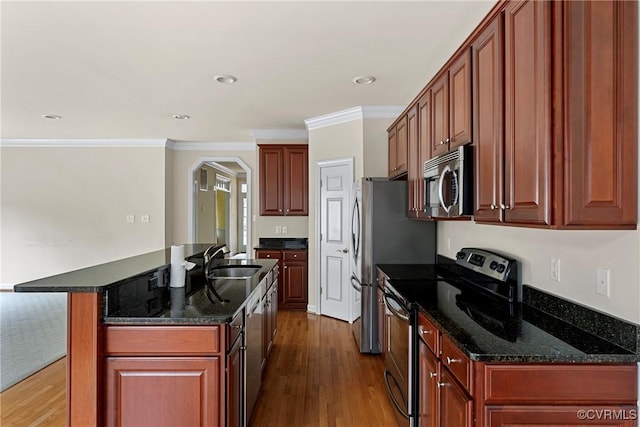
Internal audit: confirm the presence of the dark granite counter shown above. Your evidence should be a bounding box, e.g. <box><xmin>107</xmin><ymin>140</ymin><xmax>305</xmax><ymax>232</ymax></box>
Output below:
<box><xmin>377</xmin><ymin>264</ymin><xmax>639</xmax><ymax>364</ymax></box>
<box><xmin>13</xmin><ymin>244</ymin><xmax>212</xmax><ymax>293</ymax></box>
<box><xmin>104</xmin><ymin>258</ymin><xmax>278</xmax><ymax>325</ymax></box>
<box><xmin>254</xmin><ymin>237</ymin><xmax>308</xmax><ymax>250</ymax></box>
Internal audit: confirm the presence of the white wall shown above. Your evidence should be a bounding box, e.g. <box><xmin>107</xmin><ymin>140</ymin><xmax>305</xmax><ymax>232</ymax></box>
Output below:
<box><xmin>1</xmin><ymin>145</ymin><xmax>168</xmax><ymax>284</ymax></box>
<box><xmin>438</xmin><ymin>222</ymin><xmax>640</xmax><ymax>324</ymax></box>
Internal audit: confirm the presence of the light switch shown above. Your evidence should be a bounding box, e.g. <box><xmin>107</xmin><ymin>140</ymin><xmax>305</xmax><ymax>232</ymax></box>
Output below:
<box><xmin>596</xmin><ymin>268</ymin><xmax>611</xmax><ymax>297</ymax></box>
<box><xmin>141</xmin><ymin>214</ymin><xmax>150</xmax><ymax>223</ymax></box>
<box><xmin>126</xmin><ymin>215</ymin><xmax>135</xmax><ymax>223</ymax></box>
<box><xmin>275</xmin><ymin>226</ymin><xmax>282</xmax><ymax>234</ymax></box>
<box><xmin>282</xmin><ymin>226</ymin><xmax>288</xmax><ymax>234</ymax></box>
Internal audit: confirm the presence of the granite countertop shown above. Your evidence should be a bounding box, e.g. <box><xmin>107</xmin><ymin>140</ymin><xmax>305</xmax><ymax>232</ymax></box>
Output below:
<box><xmin>377</xmin><ymin>264</ymin><xmax>639</xmax><ymax>364</ymax></box>
<box><xmin>254</xmin><ymin>237</ymin><xmax>308</xmax><ymax>250</ymax></box>
<box><xmin>13</xmin><ymin>244</ymin><xmax>213</xmax><ymax>293</ymax></box>
<box><xmin>104</xmin><ymin>258</ymin><xmax>278</xmax><ymax>325</ymax></box>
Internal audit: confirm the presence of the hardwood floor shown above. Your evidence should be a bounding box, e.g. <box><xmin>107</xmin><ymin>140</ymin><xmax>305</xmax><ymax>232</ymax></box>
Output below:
<box><xmin>250</xmin><ymin>311</ymin><xmax>400</xmax><ymax>427</ymax></box>
<box><xmin>0</xmin><ymin>312</ymin><xmax>399</xmax><ymax>427</ymax></box>
<box><xmin>0</xmin><ymin>357</ymin><xmax>66</xmax><ymax>427</ymax></box>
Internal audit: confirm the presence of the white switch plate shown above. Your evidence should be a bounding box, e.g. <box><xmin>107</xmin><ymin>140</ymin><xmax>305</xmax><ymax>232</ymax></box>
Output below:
<box><xmin>126</xmin><ymin>215</ymin><xmax>135</xmax><ymax>223</ymax></box>
<box><xmin>275</xmin><ymin>226</ymin><xmax>282</xmax><ymax>234</ymax></box>
<box><xmin>596</xmin><ymin>268</ymin><xmax>611</xmax><ymax>297</ymax></box>
<box><xmin>550</xmin><ymin>258</ymin><xmax>561</xmax><ymax>282</ymax></box>
<box><xmin>141</xmin><ymin>214</ymin><xmax>150</xmax><ymax>223</ymax></box>
<box><xmin>282</xmin><ymin>226</ymin><xmax>288</xmax><ymax>234</ymax></box>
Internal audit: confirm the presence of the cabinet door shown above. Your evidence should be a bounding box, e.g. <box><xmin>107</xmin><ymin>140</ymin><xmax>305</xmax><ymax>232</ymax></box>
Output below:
<box><xmin>439</xmin><ymin>369</ymin><xmax>472</xmax><ymax>427</ymax></box>
<box><xmin>504</xmin><ymin>0</ymin><xmax>552</xmax><ymax>225</ymax></box>
<box><xmin>283</xmin><ymin>261</ymin><xmax>307</xmax><ymax>307</ymax></box>
<box><xmin>417</xmin><ymin>91</ymin><xmax>432</xmax><ymax>219</ymax></box>
<box><xmin>376</xmin><ymin>286</ymin><xmax>386</xmax><ymax>357</ymax></box>
<box><xmin>418</xmin><ymin>341</ymin><xmax>439</xmax><ymax>427</ymax></box>
<box><xmin>227</xmin><ymin>337</ymin><xmax>243</xmax><ymax>427</ymax></box>
<box><xmin>449</xmin><ymin>49</ymin><xmax>472</xmax><ymax>148</ymax></box>
<box><xmin>431</xmin><ymin>73</ymin><xmax>450</xmax><ymax>157</ymax></box>
<box><xmin>406</xmin><ymin>104</ymin><xmax>420</xmax><ymax>216</ymax></box>
<box><xmin>284</xmin><ymin>146</ymin><xmax>308</xmax><ymax>216</ymax></box>
<box><xmin>259</xmin><ymin>146</ymin><xmax>284</xmax><ymax>215</ymax></box>
<box><xmin>388</xmin><ymin>125</ymin><xmax>398</xmax><ymax>177</ymax></box>
<box><xmin>396</xmin><ymin>115</ymin><xmax>408</xmax><ymax>176</ymax></box>
<box><xmin>473</xmin><ymin>17</ymin><xmax>504</xmax><ymax>223</ymax></box>
<box><xmin>561</xmin><ymin>0</ymin><xmax>637</xmax><ymax>228</ymax></box>
<box><xmin>486</xmin><ymin>405</ymin><xmax>638</xmax><ymax>427</ymax></box>
<box><xmin>105</xmin><ymin>357</ymin><xmax>221</xmax><ymax>427</ymax></box>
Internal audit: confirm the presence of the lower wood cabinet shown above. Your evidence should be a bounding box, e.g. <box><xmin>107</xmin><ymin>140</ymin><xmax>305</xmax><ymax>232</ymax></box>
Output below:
<box><xmin>227</xmin><ymin>333</ymin><xmax>243</xmax><ymax>427</ymax></box>
<box><xmin>256</xmin><ymin>249</ymin><xmax>307</xmax><ymax>310</ymax></box>
<box><xmin>485</xmin><ymin>406</ymin><xmax>638</xmax><ymax>427</ymax></box>
<box><xmin>262</xmin><ymin>276</ymin><xmax>278</xmax><ymax>368</ymax></box>
<box><xmin>105</xmin><ymin>357</ymin><xmax>221</xmax><ymax>427</ymax></box>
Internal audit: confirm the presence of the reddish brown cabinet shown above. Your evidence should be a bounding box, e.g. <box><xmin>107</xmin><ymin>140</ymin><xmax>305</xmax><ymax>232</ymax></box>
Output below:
<box><xmin>431</xmin><ymin>49</ymin><xmax>472</xmax><ymax>158</ymax></box>
<box><xmin>256</xmin><ymin>249</ymin><xmax>307</xmax><ymax>310</ymax></box>
<box><xmin>418</xmin><ymin>337</ymin><xmax>439</xmax><ymax>427</ymax></box>
<box><xmin>259</xmin><ymin>144</ymin><xmax>308</xmax><ymax>216</ymax></box>
<box><xmin>406</xmin><ymin>104</ymin><xmax>422</xmax><ymax>216</ymax></box>
<box><xmin>389</xmin><ymin>116</ymin><xmax>408</xmax><ymax>178</ymax></box>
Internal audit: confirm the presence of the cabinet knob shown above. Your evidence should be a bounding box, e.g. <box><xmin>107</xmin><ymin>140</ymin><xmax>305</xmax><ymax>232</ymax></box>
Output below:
<box><xmin>490</xmin><ymin>204</ymin><xmax>497</xmax><ymax>210</ymax></box>
<box><xmin>284</xmin><ymin>266</ymin><xmax>288</xmax><ymax>269</ymax></box>
<box><xmin>437</xmin><ymin>382</ymin><xmax>449</xmax><ymax>388</ymax></box>
<box><xmin>429</xmin><ymin>372</ymin><xmax>437</xmax><ymax>378</ymax></box>
<box><xmin>500</xmin><ymin>204</ymin><xmax>511</xmax><ymax>210</ymax></box>
<box><xmin>421</xmin><ymin>329</ymin><xmax>432</xmax><ymax>335</ymax></box>
<box><xmin>445</xmin><ymin>137</ymin><xmax>450</xmax><ymax>143</ymax></box>
<box><xmin>446</xmin><ymin>356</ymin><xmax>462</xmax><ymax>364</ymax></box>
<box><xmin>439</xmin><ymin>140</ymin><xmax>445</xmax><ymax>145</ymax></box>
<box><xmin>279</xmin><ymin>209</ymin><xmax>282</xmax><ymax>212</ymax></box>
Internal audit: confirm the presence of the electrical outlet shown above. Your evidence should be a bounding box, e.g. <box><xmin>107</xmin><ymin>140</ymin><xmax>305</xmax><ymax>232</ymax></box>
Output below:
<box><xmin>282</xmin><ymin>226</ymin><xmax>288</xmax><ymax>234</ymax></box>
<box><xmin>550</xmin><ymin>258</ymin><xmax>561</xmax><ymax>282</ymax></box>
<box><xmin>141</xmin><ymin>214</ymin><xmax>150</xmax><ymax>223</ymax></box>
<box><xmin>275</xmin><ymin>226</ymin><xmax>282</xmax><ymax>234</ymax></box>
<box><xmin>596</xmin><ymin>268</ymin><xmax>611</xmax><ymax>297</ymax></box>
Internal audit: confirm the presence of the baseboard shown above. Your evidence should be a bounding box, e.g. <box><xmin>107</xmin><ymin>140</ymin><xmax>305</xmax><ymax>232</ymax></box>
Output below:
<box><xmin>307</xmin><ymin>304</ymin><xmax>318</xmax><ymax>314</ymax></box>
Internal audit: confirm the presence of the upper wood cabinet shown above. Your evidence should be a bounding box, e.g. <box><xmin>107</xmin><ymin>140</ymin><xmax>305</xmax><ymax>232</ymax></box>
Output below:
<box><xmin>431</xmin><ymin>49</ymin><xmax>472</xmax><ymax>158</ymax></box>
<box><xmin>389</xmin><ymin>116</ymin><xmax>408</xmax><ymax>178</ymax></box>
<box><xmin>407</xmin><ymin>104</ymin><xmax>421</xmax><ymax>216</ymax></box>
<box><xmin>259</xmin><ymin>144</ymin><xmax>308</xmax><ymax>216</ymax></box>
<box><xmin>474</xmin><ymin>0</ymin><xmax>552</xmax><ymax>226</ymax></box>
<box><xmin>558</xmin><ymin>0</ymin><xmax>637</xmax><ymax>228</ymax></box>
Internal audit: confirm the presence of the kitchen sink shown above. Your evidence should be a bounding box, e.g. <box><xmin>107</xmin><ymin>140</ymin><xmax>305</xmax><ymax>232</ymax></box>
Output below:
<box><xmin>208</xmin><ymin>265</ymin><xmax>262</xmax><ymax>279</ymax></box>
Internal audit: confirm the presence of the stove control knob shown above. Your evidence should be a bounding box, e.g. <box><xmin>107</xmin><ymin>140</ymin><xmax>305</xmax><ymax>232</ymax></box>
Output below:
<box><xmin>489</xmin><ymin>261</ymin><xmax>498</xmax><ymax>270</ymax></box>
<box><xmin>455</xmin><ymin>251</ymin><xmax>466</xmax><ymax>260</ymax></box>
<box><xmin>496</xmin><ymin>264</ymin><xmax>506</xmax><ymax>273</ymax></box>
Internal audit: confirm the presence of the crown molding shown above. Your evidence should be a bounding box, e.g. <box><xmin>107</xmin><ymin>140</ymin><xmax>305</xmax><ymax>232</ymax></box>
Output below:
<box><xmin>170</xmin><ymin>141</ymin><xmax>256</xmax><ymax>151</ymax></box>
<box><xmin>0</xmin><ymin>138</ymin><xmax>168</xmax><ymax>148</ymax></box>
<box><xmin>204</xmin><ymin>161</ymin><xmax>239</xmax><ymax>177</ymax></box>
<box><xmin>252</xmin><ymin>129</ymin><xmax>308</xmax><ymax>140</ymax></box>
<box><xmin>305</xmin><ymin>105</ymin><xmax>406</xmax><ymax>130</ymax></box>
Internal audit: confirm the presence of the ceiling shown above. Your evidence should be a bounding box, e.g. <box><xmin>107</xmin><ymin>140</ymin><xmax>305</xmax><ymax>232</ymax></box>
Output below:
<box><xmin>1</xmin><ymin>1</ymin><xmax>496</xmax><ymax>143</ymax></box>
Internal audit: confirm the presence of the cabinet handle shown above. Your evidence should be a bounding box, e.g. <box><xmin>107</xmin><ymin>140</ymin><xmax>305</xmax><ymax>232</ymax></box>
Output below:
<box><xmin>439</xmin><ymin>140</ymin><xmax>445</xmax><ymax>145</ymax></box>
<box><xmin>437</xmin><ymin>382</ymin><xmax>449</xmax><ymax>388</ymax></box>
<box><xmin>445</xmin><ymin>137</ymin><xmax>450</xmax><ymax>143</ymax></box>
<box><xmin>429</xmin><ymin>372</ymin><xmax>437</xmax><ymax>378</ymax></box>
<box><xmin>446</xmin><ymin>356</ymin><xmax>462</xmax><ymax>364</ymax></box>
<box><xmin>500</xmin><ymin>204</ymin><xmax>511</xmax><ymax>210</ymax></box>
<box><xmin>233</xmin><ymin>324</ymin><xmax>242</xmax><ymax>330</ymax></box>
<box><xmin>490</xmin><ymin>204</ymin><xmax>497</xmax><ymax>210</ymax></box>
<box><xmin>421</xmin><ymin>329</ymin><xmax>433</xmax><ymax>335</ymax></box>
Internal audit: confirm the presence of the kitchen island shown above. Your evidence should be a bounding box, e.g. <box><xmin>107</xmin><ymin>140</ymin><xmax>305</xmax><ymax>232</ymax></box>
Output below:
<box><xmin>14</xmin><ymin>244</ymin><xmax>279</xmax><ymax>427</ymax></box>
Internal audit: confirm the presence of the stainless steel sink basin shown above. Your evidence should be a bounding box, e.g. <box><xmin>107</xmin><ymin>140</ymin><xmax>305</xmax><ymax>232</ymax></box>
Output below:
<box><xmin>208</xmin><ymin>265</ymin><xmax>261</xmax><ymax>279</ymax></box>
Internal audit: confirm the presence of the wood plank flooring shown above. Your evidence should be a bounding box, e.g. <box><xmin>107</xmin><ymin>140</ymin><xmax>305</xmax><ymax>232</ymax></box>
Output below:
<box><xmin>0</xmin><ymin>311</ymin><xmax>399</xmax><ymax>427</ymax></box>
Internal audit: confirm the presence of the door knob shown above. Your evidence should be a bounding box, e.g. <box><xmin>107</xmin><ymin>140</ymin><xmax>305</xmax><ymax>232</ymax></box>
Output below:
<box><xmin>337</xmin><ymin>248</ymin><xmax>348</xmax><ymax>254</ymax></box>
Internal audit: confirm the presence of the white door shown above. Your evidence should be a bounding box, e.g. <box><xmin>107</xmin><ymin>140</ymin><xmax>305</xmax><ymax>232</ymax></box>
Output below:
<box><xmin>319</xmin><ymin>160</ymin><xmax>353</xmax><ymax>322</ymax></box>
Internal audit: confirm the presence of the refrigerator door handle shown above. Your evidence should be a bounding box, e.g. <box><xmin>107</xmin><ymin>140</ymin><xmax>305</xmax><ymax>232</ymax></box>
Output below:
<box><xmin>351</xmin><ymin>274</ymin><xmax>367</xmax><ymax>292</ymax></box>
<box><xmin>351</xmin><ymin>196</ymin><xmax>360</xmax><ymax>263</ymax></box>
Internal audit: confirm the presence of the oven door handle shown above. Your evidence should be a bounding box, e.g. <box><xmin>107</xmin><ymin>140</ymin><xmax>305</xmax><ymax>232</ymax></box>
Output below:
<box><xmin>384</xmin><ymin>370</ymin><xmax>410</xmax><ymax>419</ymax></box>
<box><xmin>383</xmin><ymin>292</ymin><xmax>409</xmax><ymax>322</ymax></box>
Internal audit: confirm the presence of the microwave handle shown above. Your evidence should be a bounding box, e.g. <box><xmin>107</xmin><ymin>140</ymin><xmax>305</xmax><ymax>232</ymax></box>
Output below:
<box><xmin>438</xmin><ymin>166</ymin><xmax>459</xmax><ymax>214</ymax></box>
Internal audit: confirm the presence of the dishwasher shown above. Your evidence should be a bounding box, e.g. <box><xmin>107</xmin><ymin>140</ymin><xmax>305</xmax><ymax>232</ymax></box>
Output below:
<box><xmin>245</xmin><ymin>289</ymin><xmax>263</xmax><ymax>422</ymax></box>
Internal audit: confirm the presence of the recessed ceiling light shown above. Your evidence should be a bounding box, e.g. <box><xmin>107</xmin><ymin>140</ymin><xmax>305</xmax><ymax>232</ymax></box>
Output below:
<box><xmin>172</xmin><ymin>114</ymin><xmax>191</xmax><ymax>120</ymax></box>
<box><xmin>43</xmin><ymin>114</ymin><xmax>62</xmax><ymax>120</ymax></box>
<box><xmin>214</xmin><ymin>74</ymin><xmax>238</xmax><ymax>84</ymax></box>
<box><xmin>352</xmin><ymin>75</ymin><xmax>376</xmax><ymax>85</ymax></box>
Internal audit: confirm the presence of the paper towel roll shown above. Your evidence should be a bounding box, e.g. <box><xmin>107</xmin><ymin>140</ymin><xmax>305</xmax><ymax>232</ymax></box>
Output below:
<box><xmin>170</xmin><ymin>245</ymin><xmax>186</xmax><ymax>288</ymax></box>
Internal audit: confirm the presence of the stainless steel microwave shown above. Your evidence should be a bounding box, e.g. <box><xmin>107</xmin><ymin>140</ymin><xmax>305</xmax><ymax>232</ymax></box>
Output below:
<box><xmin>423</xmin><ymin>145</ymin><xmax>473</xmax><ymax>218</ymax></box>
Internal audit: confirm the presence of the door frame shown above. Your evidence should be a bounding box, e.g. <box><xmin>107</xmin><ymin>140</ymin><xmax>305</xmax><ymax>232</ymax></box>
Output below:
<box><xmin>187</xmin><ymin>156</ymin><xmax>252</xmax><ymax>250</ymax></box>
<box><xmin>315</xmin><ymin>157</ymin><xmax>354</xmax><ymax>316</ymax></box>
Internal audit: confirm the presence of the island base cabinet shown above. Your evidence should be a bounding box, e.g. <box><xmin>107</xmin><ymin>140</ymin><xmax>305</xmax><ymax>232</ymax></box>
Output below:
<box><xmin>105</xmin><ymin>357</ymin><xmax>221</xmax><ymax>427</ymax></box>
<box><xmin>486</xmin><ymin>406</ymin><xmax>638</xmax><ymax>427</ymax></box>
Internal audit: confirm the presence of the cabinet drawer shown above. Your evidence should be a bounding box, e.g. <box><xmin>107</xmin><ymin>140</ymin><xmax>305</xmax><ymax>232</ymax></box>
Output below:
<box><xmin>441</xmin><ymin>335</ymin><xmax>472</xmax><ymax>393</ymax></box>
<box><xmin>283</xmin><ymin>250</ymin><xmax>307</xmax><ymax>261</ymax></box>
<box><xmin>256</xmin><ymin>250</ymin><xmax>281</xmax><ymax>260</ymax></box>
<box><xmin>105</xmin><ymin>326</ymin><xmax>221</xmax><ymax>356</ymax></box>
<box><xmin>228</xmin><ymin>312</ymin><xmax>244</xmax><ymax>350</ymax></box>
<box><xmin>483</xmin><ymin>364</ymin><xmax>638</xmax><ymax>403</ymax></box>
<box><xmin>417</xmin><ymin>311</ymin><xmax>440</xmax><ymax>354</ymax></box>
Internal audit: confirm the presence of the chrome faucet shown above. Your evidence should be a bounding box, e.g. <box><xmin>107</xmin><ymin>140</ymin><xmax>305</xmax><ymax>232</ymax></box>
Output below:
<box><xmin>203</xmin><ymin>244</ymin><xmax>229</xmax><ymax>264</ymax></box>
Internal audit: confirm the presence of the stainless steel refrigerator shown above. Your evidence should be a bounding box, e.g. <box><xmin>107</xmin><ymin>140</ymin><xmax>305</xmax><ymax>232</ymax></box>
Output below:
<box><xmin>350</xmin><ymin>178</ymin><xmax>437</xmax><ymax>353</ymax></box>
